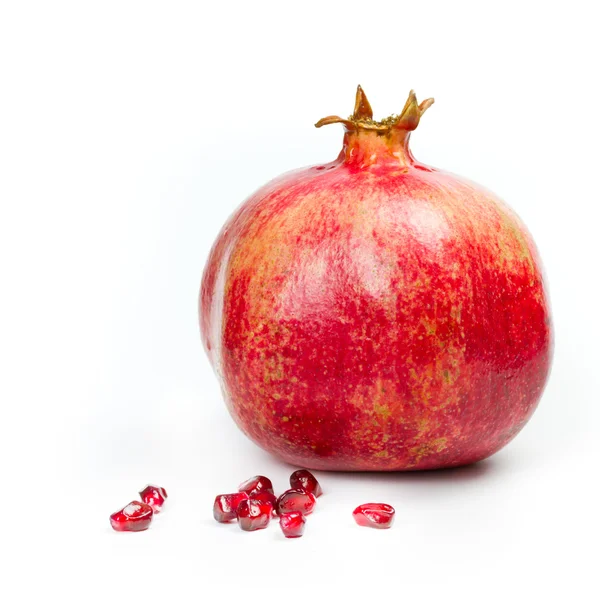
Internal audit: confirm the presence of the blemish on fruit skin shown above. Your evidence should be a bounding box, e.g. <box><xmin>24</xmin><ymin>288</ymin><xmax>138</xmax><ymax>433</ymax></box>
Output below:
<box><xmin>200</xmin><ymin>132</ymin><xmax>552</xmax><ymax>471</ymax></box>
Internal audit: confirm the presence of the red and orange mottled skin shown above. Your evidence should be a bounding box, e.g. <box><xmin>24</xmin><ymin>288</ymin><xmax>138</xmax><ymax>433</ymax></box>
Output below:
<box><xmin>199</xmin><ymin>87</ymin><xmax>552</xmax><ymax>471</ymax></box>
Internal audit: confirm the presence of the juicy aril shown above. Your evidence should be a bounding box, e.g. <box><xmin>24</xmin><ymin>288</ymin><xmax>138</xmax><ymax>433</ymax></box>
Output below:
<box><xmin>199</xmin><ymin>86</ymin><xmax>552</xmax><ymax>471</ymax></box>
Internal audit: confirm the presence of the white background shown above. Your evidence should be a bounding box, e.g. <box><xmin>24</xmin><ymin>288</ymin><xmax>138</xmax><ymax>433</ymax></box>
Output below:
<box><xmin>1</xmin><ymin>1</ymin><xmax>599</xmax><ymax>598</ymax></box>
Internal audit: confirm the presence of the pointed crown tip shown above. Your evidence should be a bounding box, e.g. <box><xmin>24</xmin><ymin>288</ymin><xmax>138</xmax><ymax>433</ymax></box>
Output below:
<box><xmin>316</xmin><ymin>88</ymin><xmax>434</xmax><ymax>132</ymax></box>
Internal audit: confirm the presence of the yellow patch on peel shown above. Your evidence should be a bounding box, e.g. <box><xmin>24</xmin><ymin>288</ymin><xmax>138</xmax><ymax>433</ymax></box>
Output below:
<box><xmin>409</xmin><ymin>437</ymin><xmax>448</xmax><ymax>463</ymax></box>
<box><xmin>373</xmin><ymin>404</ymin><xmax>392</xmax><ymax>419</ymax></box>
<box><xmin>374</xmin><ymin>450</ymin><xmax>390</xmax><ymax>458</ymax></box>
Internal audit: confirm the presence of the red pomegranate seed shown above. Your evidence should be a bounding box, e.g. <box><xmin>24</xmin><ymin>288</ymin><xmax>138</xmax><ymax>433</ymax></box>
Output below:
<box><xmin>139</xmin><ymin>485</ymin><xmax>168</xmax><ymax>513</ymax></box>
<box><xmin>249</xmin><ymin>490</ymin><xmax>278</xmax><ymax>514</ymax></box>
<box><xmin>279</xmin><ymin>511</ymin><xmax>306</xmax><ymax>538</ymax></box>
<box><xmin>110</xmin><ymin>501</ymin><xmax>153</xmax><ymax>532</ymax></box>
<box><xmin>289</xmin><ymin>469</ymin><xmax>323</xmax><ymax>497</ymax></box>
<box><xmin>238</xmin><ymin>475</ymin><xmax>274</xmax><ymax>496</ymax></box>
<box><xmin>352</xmin><ymin>503</ymin><xmax>395</xmax><ymax>529</ymax></box>
<box><xmin>213</xmin><ymin>492</ymin><xmax>249</xmax><ymax>523</ymax></box>
<box><xmin>236</xmin><ymin>498</ymin><xmax>272</xmax><ymax>531</ymax></box>
<box><xmin>276</xmin><ymin>489</ymin><xmax>316</xmax><ymax>516</ymax></box>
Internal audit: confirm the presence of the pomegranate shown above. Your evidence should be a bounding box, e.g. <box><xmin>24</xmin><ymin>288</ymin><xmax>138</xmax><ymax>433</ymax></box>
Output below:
<box><xmin>200</xmin><ymin>86</ymin><xmax>552</xmax><ymax>471</ymax></box>
<box><xmin>236</xmin><ymin>498</ymin><xmax>272</xmax><ymax>531</ymax></box>
<box><xmin>279</xmin><ymin>511</ymin><xmax>306</xmax><ymax>538</ymax></box>
<box><xmin>249</xmin><ymin>489</ymin><xmax>278</xmax><ymax>514</ymax></box>
<box><xmin>276</xmin><ymin>489</ymin><xmax>316</xmax><ymax>516</ymax></box>
<box><xmin>289</xmin><ymin>469</ymin><xmax>323</xmax><ymax>497</ymax></box>
<box><xmin>139</xmin><ymin>485</ymin><xmax>168</xmax><ymax>513</ymax></box>
<box><xmin>110</xmin><ymin>501</ymin><xmax>153</xmax><ymax>532</ymax></box>
<box><xmin>238</xmin><ymin>475</ymin><xmax>274</xmax><ymax>496</ymax></box>
<box><xmin>213</xmin><ymin>492</ymin><xmax>249</xmax><ymax>523</ymax></box>
<box><xmin>353</xmin><ymin>503</ymin><xmax>395</xmax><ymax>529</ymax></box>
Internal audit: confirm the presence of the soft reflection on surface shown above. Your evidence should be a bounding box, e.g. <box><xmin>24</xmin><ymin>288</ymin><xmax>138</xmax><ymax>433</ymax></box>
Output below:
<box><xmin>377</xmin><ymin>198</ymin><xmax>450</xmax><ymax>251</ymax></box>
<box><xmin>278</xmin><ymin>249</ymin><xmax>332</xmax><ymax>319</ymax></box>
<box><xmin>349</xmin><ymin>238</ymin><xmax>394</xmax><ymax>299</ymax></box>
<box><xmin>405</xmin><ymin>200</ymin><xmax>450</xmax><ymax>249</ymax></box>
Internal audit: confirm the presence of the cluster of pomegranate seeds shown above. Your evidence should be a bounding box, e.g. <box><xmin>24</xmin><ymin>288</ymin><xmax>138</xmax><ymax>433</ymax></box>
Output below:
<box><xmin>139</xmin><ymin>485</ymin><xmax>168</xmax><ymax>513</ymax></box>
<box><xmin>276</xmin><ymin>489</ymin><xmax>316</xmax><ymax>516</ymax></box>
<box><xmin>213</xmin><ymin>492</ymin><xmax>249</xmax><ymax>523</ymax></box>
<box><xmin>352</xmin><ymin>503</ymin><xmax>395</xmax><ymax>529</ymax></box>
<box><xmin>236</xmin><ymin>498</ymin><xmax>272</xmax><ymax>531</ymax></box>
<box><xmin>289</xmin><ymin>469</ymin><xmax>323</xmax><ymax>497</ymax></box>
<box><xmin>110</xmin><ymin>475</ymin><xmax>395</xmax><ymax>535</ymax></box>
<box><xmin>214</xmin><ymin>470</ymin><xmax>395</xmax><ymax>535</ymax></box>
<box><xmin>110</xmin><ymin>500</ymin><xmax>154</xmax><ymax>532</ymax></box>
<box><xmin>279</xmin><ymin>511</ymin><xmax>306</xmax><ymax>538</ymax></box>
<box><xmin>110</xmin><ymin>484</ymin><xmax>167</xmax><ymax>532</ymax></box>
<box><xmin>213</xmin><ymin>471</ymin><xmax>323</xmax><ymax>537</ymax></box>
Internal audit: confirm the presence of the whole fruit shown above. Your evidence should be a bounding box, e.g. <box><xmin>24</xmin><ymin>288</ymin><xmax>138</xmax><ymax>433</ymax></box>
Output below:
<box><xmin>199</xmin><ymin>86</ymin><xmax>552</xmax><ymax>471</ymax></box>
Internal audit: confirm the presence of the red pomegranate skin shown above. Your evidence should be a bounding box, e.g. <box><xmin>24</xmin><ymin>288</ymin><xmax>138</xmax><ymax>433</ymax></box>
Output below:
<box><xmin>200</xmin><ymin>91</ymin><xmax>552</xmax><ymax>471</ymax></box>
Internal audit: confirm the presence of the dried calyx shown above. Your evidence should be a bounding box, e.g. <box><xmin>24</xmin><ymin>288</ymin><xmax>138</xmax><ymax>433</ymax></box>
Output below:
<box><xmin>315</xmin><ymin>85</ymin><xmax>434</xmax><ymax>133</ymax></box>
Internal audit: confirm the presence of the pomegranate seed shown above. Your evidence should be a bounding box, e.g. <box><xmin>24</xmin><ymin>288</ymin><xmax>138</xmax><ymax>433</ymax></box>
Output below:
<box><xmin>289</xmin><ymin>469</ymin><xmax>323</xmax><ymax>497</ymax></box>
<box><xmin>352</xmin><ymin>503</ymin><xmax>395</xmax><ymax>529</ymax></box>
<box><xmin>213</xmin><ymin>492</ymin><xmax>249</xmax><ymax>523</ymax></box>
<box><xmin>249</xmin><ymin>490</ymin><xmax>278</xmax><ymax>514</ymax></box>
<box><xmin>276</xmin><ymin>489</ymin><xmax>316</xmax><ymax>516</ymax></box>
<box><xmin>236</xmin><ymin>498</ymin><xmax>272</xmax><ymax>531</ymax></box>
<box><xmin>110</xmin><ymin>501</ymin><xmax>153</xmax><ymax>532</ymax></box>
<box><xmin>238</xmin><ymin>475</ymin><xmax>274</xmax><ymax>496</ymax></box>
<box><xmin>279</xmin><ymin>511</ymin><xmax>306</xmax><ymax>538</ymax></box>
<box><xmin>139</xmin><ymin>485</ymin><xmax>168</xmax><ymax>513</ymax></box>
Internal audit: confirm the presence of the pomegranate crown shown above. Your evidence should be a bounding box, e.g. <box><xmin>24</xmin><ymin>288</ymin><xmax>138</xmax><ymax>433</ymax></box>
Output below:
<box><xmin>315</xmin><ymin>86</ymin><xmax>434</xmax><ymax>133</ymax></box>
